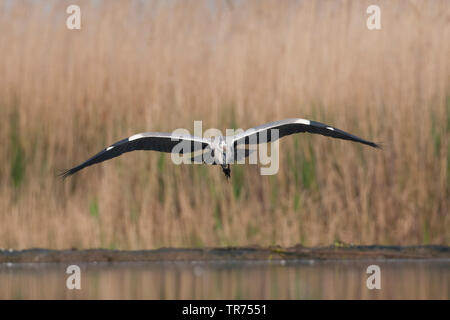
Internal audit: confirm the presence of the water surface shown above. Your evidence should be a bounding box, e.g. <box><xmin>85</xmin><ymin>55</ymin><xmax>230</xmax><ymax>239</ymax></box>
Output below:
<box><xmin>0</xmin><ymin>260</ymin><xmax>448</xmax><ymax>299</ymax></box>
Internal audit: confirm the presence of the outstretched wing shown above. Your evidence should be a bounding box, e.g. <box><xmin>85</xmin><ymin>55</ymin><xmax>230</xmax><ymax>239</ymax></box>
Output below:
<box><xmin>61</xmin><ymin>132</ymin><xmax>211</xmax><ymax>178</ymax></box>
<box><xmin>232</xmin><ymin>118</ymin><xmax>380</xmax><ymax>148</ymax></box>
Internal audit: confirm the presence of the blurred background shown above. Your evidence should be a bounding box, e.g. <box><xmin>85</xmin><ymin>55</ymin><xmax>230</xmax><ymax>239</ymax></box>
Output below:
<box><xmin>0</xmin><ymin>0</ymin><xmax>448</xmax><ymax>249</ymax></box>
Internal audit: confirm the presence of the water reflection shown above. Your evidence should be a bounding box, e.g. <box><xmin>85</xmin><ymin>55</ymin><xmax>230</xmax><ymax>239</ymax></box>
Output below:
<box><xmin>0</xmin><ymin>260</ymin><xmax>448</xmax><ymax>299</ymax></box>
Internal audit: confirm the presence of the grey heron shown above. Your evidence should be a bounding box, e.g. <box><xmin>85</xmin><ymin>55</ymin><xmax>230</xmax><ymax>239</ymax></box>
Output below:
<box><xmin>61</xmin><ymin>118</ymin><xmax>379</xmax><ymax>179</ymax></box>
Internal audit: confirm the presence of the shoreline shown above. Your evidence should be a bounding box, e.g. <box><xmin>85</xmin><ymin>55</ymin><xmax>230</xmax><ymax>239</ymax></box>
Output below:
<box><xmin>1</xmin><ymin>245</ymin><xmax>448</xmax><ymax>264</ymax></box>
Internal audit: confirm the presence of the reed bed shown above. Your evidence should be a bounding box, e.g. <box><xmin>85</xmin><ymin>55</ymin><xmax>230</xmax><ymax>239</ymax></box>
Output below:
<box><xmin>0</xmin><ymin>0</ymin><xmax>448</xmax><ymax>249</ymax></box>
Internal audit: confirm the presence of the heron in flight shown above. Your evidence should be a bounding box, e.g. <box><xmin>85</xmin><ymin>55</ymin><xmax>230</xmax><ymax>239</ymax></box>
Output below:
<box><xmin>61</xmin><ymin>118</ymin><xmax>379</xmax><ymax>179</ymax></box>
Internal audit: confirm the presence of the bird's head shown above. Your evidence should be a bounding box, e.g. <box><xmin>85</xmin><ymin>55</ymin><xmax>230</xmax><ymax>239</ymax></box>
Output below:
<box><xmin>213</xmin><ymin>136</ymin><xmax>226</xmax><ymax>152</ymax></box>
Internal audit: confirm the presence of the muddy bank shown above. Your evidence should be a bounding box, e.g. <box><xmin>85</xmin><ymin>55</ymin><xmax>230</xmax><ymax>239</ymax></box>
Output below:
<box><xmin>0</xmin><ymin>245</ymin><xmax>448</xmax><ymax>263</ymax></box>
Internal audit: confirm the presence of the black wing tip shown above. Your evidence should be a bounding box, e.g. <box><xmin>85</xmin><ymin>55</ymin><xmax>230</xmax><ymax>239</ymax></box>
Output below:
<box><xmin>370</xmin><ymin>141</ymin><xmax>383</xmax><ymax>149</ymax></box>
<box><xmin>366</xmin><ymin>141</ymin><xmax>382</xmax><ymax>149</ymax></box>
<box><xmin>58</xmin><ymin>168</ymin><xmax>76</xmax><ymax>180</ymax></box>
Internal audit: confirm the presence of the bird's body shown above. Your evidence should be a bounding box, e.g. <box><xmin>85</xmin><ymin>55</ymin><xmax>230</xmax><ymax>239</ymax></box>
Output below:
<box><xmin>208</xmin><ymin>136</ymin><xmax>233</xmax><ymax>178</ymax></box>
<box><xmin>61</xmin><ymin>118</ymin><xmax>380</xmax><ymax>179</ymax></box>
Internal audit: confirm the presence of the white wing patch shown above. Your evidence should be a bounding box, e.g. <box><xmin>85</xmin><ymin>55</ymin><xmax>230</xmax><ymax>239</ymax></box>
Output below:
<box><xmin>295</xmin><ymin>119</ymin><xmax>311</xmax><ymax>125</ymax></box>
<box><xmin>326</xmin><ymin>126</ymin><xmax>334</xmax><ymax>131</ymax></box>
<box><xmin>106</xmin><ymin>146</ymin><xmax>114</xmax><ymax>151</ymax></box>
<box><xmin>129</xmin><ymin>133</ymin><xmax>144</xmax><ymax>141</ymax></box>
